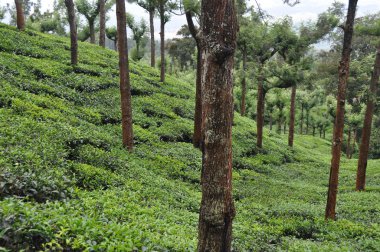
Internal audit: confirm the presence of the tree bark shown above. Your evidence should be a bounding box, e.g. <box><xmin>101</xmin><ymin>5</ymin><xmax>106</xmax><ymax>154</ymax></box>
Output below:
<box><xmin>14</xmin><ymin>0</ymin><xmax>25</xmax><ymax>31</ymax></box>
<box><xmin>269</xmin><ymin>115</ymin><xmax>273</xmax><ymax>131</ymax></box>
<box><xmin>241</xmin><ymin>46</ymin><xmax>247</xmax><ymax>116</ymax></box>
<box><xmin>306</xmin><ymin>110</ymin><xmax>310</xmax><ymax>135</ymax></box>
<box><xmin>256</xmin><ymin>66</ymin><xmax>265</xmax><ymax>148</ymax></box>
<box><xmin>198</xmin><ymin>0</ymin><xmax>237</xmax><ymax>250</ymax></box>
<box><xmin>288</xmin><ymin>85</ymin><xmax>296</xmax><ymax>147</ymax></box>
<box><xmin>346</xmin><ymin>127</ymin><xmax>351</xmax><ymax>158</ymax></box>
<box><xmin>300</xmin><ymin>104</ymin><xmax>304</xmax><ymax>134</ymax></box>
<box><xmin>89</xmin><ymin>20</ymin><xmax>96</xmax><ymax>44</ymax></box>
<box><xmin>186</xmin><ymin>11</ymin><xmax>202</xmax><ymax>149</ymax></box>
<box><xmin>350</xmin><ymin>128</ymin><xmax>356</xmax><ymax>159</ymax></box>
<box><xmin>116</xmin><ymin>0</ymin><xmax>133</xmax><ymax>151</ymax></box>
<box><xmin>64</xmin><ymin>0</ymin><xmax>78</xmax><ymax>66</ymax></box>
<box><xmin>356</xmin><ymin>44</ymin><xmax>380</xmax><ymax>191</ymax></box>
<box><xmin>325</xmin><ymin>0</ymin><xmax>358</xmax><ymax>221</ymax></box>
<box><xmin>159</xmin><ymin>3</ymin><xmax>165</xmax><ymax>82</ymax></box>
<box><xmin>149</xmin><ymin>9</ymin><xmax>155</xmax><ymax>67</ymax></box>
<box><xmin>99</xmin><ymin>0</ymin><xmax>106</xmax><ymax>47</ymax></box>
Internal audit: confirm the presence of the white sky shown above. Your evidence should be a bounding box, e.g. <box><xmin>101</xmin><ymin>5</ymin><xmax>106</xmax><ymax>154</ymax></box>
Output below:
<box><xmin>1</xmin><ymin>0</ymin><xmax>379</xmax><ymax>39</ymax></box>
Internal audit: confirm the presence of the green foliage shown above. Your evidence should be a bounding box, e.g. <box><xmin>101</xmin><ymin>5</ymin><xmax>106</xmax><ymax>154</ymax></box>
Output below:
<box><xmin>0</xmin><ymin>23</ymin><xmax>379</xmax><ymax>251</ymax></box>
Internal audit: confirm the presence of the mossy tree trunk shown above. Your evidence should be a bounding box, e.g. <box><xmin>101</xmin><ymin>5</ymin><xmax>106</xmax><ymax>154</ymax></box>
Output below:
<box><xmin>89</xmin><ymin>19</ymin><xmax>96</xmax><ymax>44</ymax></box>
<box><xmin>64</xmin><ymin>0</ymin><xmax>78</xmax><ymax>65</ymax></box>
<box><xmin>356</xmin><ymin>44</ymin><xmax>380</xmax><ymax>191</ymax></box>
<box><xmin>197</xmin><ymin>0</ymin><xmax>237</xmax><ymax>250</ymax></box>
<box><xmin>325</xmin><ymin>0</ymin><xmax>358</xmax><ymax>221</ymax></box>
<box><xmin>116</xmin><ymin>0</ymin><xmax>133</xmax><ymax>151</ymax></box>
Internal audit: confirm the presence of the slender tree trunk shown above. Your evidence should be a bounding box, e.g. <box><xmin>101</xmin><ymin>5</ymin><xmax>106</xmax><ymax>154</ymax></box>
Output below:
<box><xmin>64</xmin><ymin>0</ymin><xmax>78</xmax><ymax>65</ymax></box>
<box><xmin>99</xmin><ymin>0</ymin><xmax>106</xmax><ymax>47</ymax></box>
<box><xmin>346</xmin><ymin>127</ymin><xmax>351</xmax><ymax>158</ymax></box>
<box><xmin>269</xmin><ymin>115</ymin><xmax>273</xmax><ymax>130</ymax></box>
<box><xmin>159</xmin><ymin>3</ymin><xmax>165</xmax><ymax>82</ymax></box>
<box><xmin>198</xmin><ymin>0</ymin><xmax>237</xmax><ymax>250</ymax></box>
<box><xmin>351</xmin><ymin>128</ymin><xmax>356</xmax><ymax>159</ymax></box>
<box><xmin>300</xmin><ymin>104</ymin><xmax>304</xmax><ymax>134</ymax></box>
<box><xmin>356</xmin><ymin>44</ymin><xmax>380</xmax><ymax>191</ymax></box>
<box><xmin>320</xmin><ymin>128</ymin><xmax>322</xmax><ymax>138</ymax></box>
<box><xmin>186</xmin><ymin>11</ymin><xmax>202</xmax><ymax>149</ymax></box>
<box><xmin>256</xmin><ymin>66</ymin><xmax>265</xmax><ymax>148</ymax></box>
<box><xmin>89</xmin><ymin>20</ymin><xmax>96</xmax><ymax>44</ymax></box>
<box><xmin>306</xmin><ymin>111</ymin><xmax>310</xmax><ymax>135</ymax></box>
<box><xmin>116</xmin><ymin>0</ymin><xmax>133</xmax><ymax>151</ymax></box>
<box><xmin>313</xmin><ymin>126</ymin><xmax>316</xmax><ymax>137</ymax></box>
<box><xmin>288</xmin><ymin>85</ymin><xmax>297</xmax><ymax>147</ymax></box>
<box><xmin>149</xmin><ymin>9</ymin><xmax>155</xmax><ymax>67</ymax></box>
<box><xmin>114</xmin><ymin>39</ymin><xmax>117</xmax><ymax>51</ymax></box>
<box><xmin>325</xmin><ymin>0</ymin><xmax>358</xmax><ymax>221</ymax></box>
<box><xmin>277</xmin><ymin>118</ymin><xmax>281</xmax><ymax>134</ymax></box>
<box><xmin>241</xmin><ymin>46</ymin><xmax>247</xmax><ymax>116</ymax></box>
<box><xmin>283</xmin><ymin>123</ymin><xmax>286</xmax><ymax>134</ymax></box>
<box><xmin>14</xmin><ymin>0</ymin><xmax>25</xmax><ymax>31</ymax></box>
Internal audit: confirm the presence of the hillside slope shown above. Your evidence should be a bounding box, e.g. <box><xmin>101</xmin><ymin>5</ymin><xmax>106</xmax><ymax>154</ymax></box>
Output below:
<box><xmin>0</xmin><ymin>23</ymin><xmax>379</xmax><ymax>251</ymax></box>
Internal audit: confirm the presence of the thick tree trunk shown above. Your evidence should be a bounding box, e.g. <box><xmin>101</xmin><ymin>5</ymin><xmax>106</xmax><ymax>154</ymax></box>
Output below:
<box><xmin>356</xmin><ymin>45</ymin><xmax>380</xmax><ymax>191</ymax></box>
<box><xmin>325</xmin><ymin>0</ymin><xmax>358</xmax><ymax>221</ymax></box>
<box><xmin>300</xmin><ymin>104</ymin><xmax>304</xmax><ymax>134</ymax></box>
<box><xmin>64</xmin><ymin>0</ymin><xmax>78</xmax><ymax>65</ymax></box>
<box><xmin>89</xmin><ymin>20</ymin><xmax>96</xmax><ymax>44</ymax></box>
<box><xmin>186</xmin><ymin>11</ymin><xmax>202</xmax><ymax>149</ymax></box>
<box><xmin>159</xmin><ymin>4</ymin><xmax>165</xmax><ymax>82</ymax></box>
<box><xmin>116</xmin><ymin>0</ymin><xmax>133</xmax><ymax>151</ymax></box>
<box><xmin>346</xmin><ymin>127</ymin><xmax>351</xmax><ymax>158</ymax></box>
<box><xmin>241</xmin><ymin>46</ymin><xmax>247</xmax><ymax>116</ymax></box>
<box><xmin>256</xmin><ymin>66</ymin><xmax>265</xmax><ymax>148</ymax></box>
<box><xmin>14</xmin><ymin>0</ymin><xmax>25</xmax><ymax>31</ymax></box>
<box><xmin>149</xmin><ymin>9</ymin><xmax>155</xmax><ymax>67</ymax></box>
<box><xmin>198</xmin><ymin>0</ymin><xmax>237</xmax><ymax>250</ymax></box>
<box><xmin>99</xmin><ymin>0</ymin><xmax>106</xmax><ymax>47</ymax></box>
<box><xmin>288</xmin><ymin>85</ymin><xmax>297</xmax><ymax>147</ymax></box>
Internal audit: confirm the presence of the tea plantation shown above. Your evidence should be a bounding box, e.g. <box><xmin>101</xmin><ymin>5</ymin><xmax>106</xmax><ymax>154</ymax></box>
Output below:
<box><xmin>0</xmin><ymin>23</ymin><xmax>379</xmax><ymax>251</ymax></box>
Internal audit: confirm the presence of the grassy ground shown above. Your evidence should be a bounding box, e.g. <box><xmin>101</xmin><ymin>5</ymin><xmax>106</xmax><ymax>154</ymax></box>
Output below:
<box><xmin>0</xmin><ymin>23</ymin><xmax>379</xmax><ymax>251</ymax></box>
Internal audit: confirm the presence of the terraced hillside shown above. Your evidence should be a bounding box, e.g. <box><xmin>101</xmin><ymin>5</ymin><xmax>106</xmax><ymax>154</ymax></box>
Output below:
<box><xmin>0</xmin><ymin>23</ymin><xmax>379</xmax><ymax>251</ymax></box>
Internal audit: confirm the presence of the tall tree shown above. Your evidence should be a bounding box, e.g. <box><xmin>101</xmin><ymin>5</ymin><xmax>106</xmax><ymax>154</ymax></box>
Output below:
<box><xmin>76</xmin><ymin>0</ymin><xmax>100</xmax><ymax>43</ymax></box>
<box><xmin>197</xmin><ymin>0</ymin><xmax>237</xmax><ymax>250</ymax></box>
<box><xmin>155</xmin><ymin>0</ymin><xmax>177</xmax><ymax>82</ymax></box>
<box><xmin>116</xmin><ymin>0</ymin><xmax>133</xmax><ymax>150</ymax></box>
<box><xmin>127</xmin><ymin>0</ymin><xmax>157</xmax><ymax>67</ymax></box>
<box><xmin>356</xmin><ymin>23</ymin><xmax>380</xmax><ymax>190</ymax></box>
<box><xmin>106</xmin><ymin>26</ymin><xmax>117</xmax><ymax>50</ymax></box>
<box><xmin>325</xmin><ymin>0</ymin><xmax>358</xmax><ymax>221</ymax></box>
<box><xmin>64</xmin><ymin>0</ymin><xmax>78</xmax><ymax>65</ymax></box>
<box><xmin>184</xmin><ymin>0</ymin><xmax>202</xmax><ymax>148</ymax></box>
<box><xmin>14</xmin><ymin>0</ymin><xmax>25</xmax><ymax>31</ymax></box>
<box><xmin>98</xmin><ymin>0</ymin><xmax>106</xmax><ymax>47</ymax></box>
<box><xmin>126</xmin><ymin>13</ymin><xmax>149</xmax><ymax>61</ymax></box>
